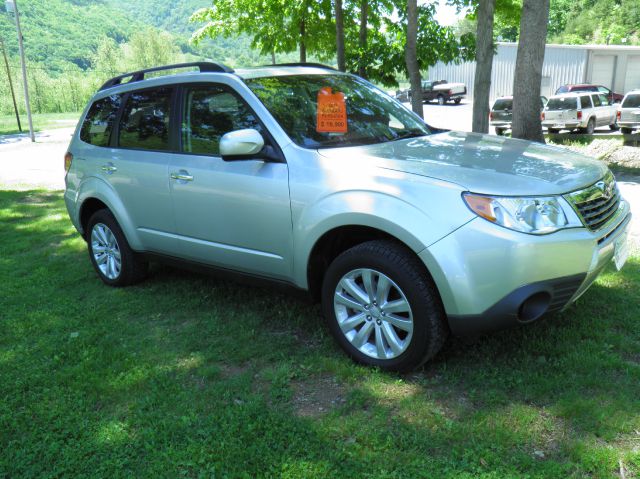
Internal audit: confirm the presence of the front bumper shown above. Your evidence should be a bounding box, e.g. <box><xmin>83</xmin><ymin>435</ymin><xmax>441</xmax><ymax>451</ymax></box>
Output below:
<box><xmin>419</xmin><ymin>199</ymin><xmax>631</xmax><ymax>335</ymax></box>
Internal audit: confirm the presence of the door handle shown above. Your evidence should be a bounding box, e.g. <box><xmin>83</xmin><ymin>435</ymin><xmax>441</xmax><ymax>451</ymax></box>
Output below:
<box><xmin>170</xmin><ymin>171</ymin><xmax>194</xmax><ymax>182</ymax></box>
<box><xmin>101</xmin><ymin>164</ymin><xmax>117</xmax><ymax>174</ymax></box>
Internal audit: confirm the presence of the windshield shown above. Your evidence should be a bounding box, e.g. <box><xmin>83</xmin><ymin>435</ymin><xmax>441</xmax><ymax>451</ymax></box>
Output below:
<box><xmin>546</xmin><ymin>97</ymin><xmax>577</xmax><ymax>110</ymax></box>
<box><xmin>622</xmin><ymin>94</ymin><xmax>640</xmax><ymax>108</ymax></box>
<box><xmin>245</xmin><ymin>74</ymin><xmax>431</xmax><ymax>149</ymax></box>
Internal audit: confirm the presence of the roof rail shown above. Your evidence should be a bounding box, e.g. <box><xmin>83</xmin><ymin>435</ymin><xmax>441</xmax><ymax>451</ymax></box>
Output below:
<box><xmin>265</xmin><ymin>62</ymin><xmax>337</xmax><ymax>71</ymax></box>
<box><xmin>99</xmin><ymin>62</ymin><xmax>235</xmax><ymax>91</ymax></box>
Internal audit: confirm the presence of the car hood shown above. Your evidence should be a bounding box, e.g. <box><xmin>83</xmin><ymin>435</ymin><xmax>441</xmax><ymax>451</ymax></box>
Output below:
<box><xmin>318</xmin><ymin>131</ymin><xmax>607</xmax><ymax>195</ymax></box>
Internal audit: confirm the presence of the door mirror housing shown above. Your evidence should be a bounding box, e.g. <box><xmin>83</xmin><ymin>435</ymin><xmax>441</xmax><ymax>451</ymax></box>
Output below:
<box><xmin>219</xmin><ymin>129</ymin><xmax>285</xmax><ymax>163</ymax></box>
<box><xmin>220</xmin><ymin>129</ymin><xmax>264</xmax><ymax>158</ymax></box>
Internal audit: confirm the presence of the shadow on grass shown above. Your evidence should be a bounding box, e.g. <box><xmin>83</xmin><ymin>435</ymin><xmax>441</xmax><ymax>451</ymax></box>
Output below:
<box><xmin>1</xmin><ymin>189</ymin><xmax>639</xmax><ymax>477</ymax></box>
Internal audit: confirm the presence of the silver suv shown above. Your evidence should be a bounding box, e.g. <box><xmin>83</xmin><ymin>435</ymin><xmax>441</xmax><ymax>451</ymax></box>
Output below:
<box><xmin>64</xmin><ymin>62</ymin><xmax>632</xmax><ymax>371</ymax></box>
<box><xmin>542</xmin><ymin>92</ymin><xmax>618</xmax><ymax>134</ymax></box>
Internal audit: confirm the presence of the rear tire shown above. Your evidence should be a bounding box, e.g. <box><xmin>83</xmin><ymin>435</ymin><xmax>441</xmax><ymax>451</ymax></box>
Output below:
<box><xmin>437</xmin><ymin>95</ymin><xmax>445</xmax><ymax>106</ymax></box>
<box><xmin>495</xmin><ymin>127</ymin><xmax>506</xmax><ymax>136</ymax></box>
<box><xmin>548</xmin><ymin>128</ymin><xmax>560</xmax><ymax>134</ymax></box>
<box><xmin>581</xmin><ymin>118</ymin><xmax>595</xmax><ymax>135</ymax></box>
<box><xmin>609</xmin><ymin>121</ymin><xmax>619</xmax><ymax>131</ymax></box>
<box><xmin>621</xmin><ymin>127</ymin><xmax>633</xmax><ymax>135</ymax></box>
<box><xmin>321</xmin><ymin>240</ymin><xmax>448</xmax><ymax>372</ymax></box>
<box><xmin>454</xmin><ymin>98</ymin><xmax>462</xmax><ymax>104</ymax></box>
<box><xmin>87</xmin><ymin>209</ymin><xmax>148</xmax><ymax>287</ymax></box>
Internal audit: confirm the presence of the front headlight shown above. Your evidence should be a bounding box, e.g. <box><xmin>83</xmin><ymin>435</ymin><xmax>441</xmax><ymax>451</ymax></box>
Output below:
<box><xmin>462</xmin><ymin>192</ymin><xmax>583</xmax><ymax>234</ymax></box>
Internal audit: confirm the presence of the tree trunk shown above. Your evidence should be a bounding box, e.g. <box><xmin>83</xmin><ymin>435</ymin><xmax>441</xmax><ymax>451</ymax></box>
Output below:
<box><xmin>511</xmin><ymin>0</ymin><xmax>550</xmax><ymax>143</ymax></box>
<box><xmin>358</xmin><ymin>0</ymin><xmax>368</xmax><ymax>78</ymax></box>
<box><xmin>299</xmin><ymin>19</ymin><xmax>307</xmax><ymax>63</ymax></box>
<box><xmin>336</xmin><ymin>0</ymin><xmax>345</xmax><ymax>71</ymax></box>
<box><xmin>472</xmin><ymin>0</ymin><xmax>496</xmax><ymax>134</ymax></box>
<box><xmin>405</xmin><ymin>0</ymin><xmax>422</xmax><ymax>117</ymax></box>
<box><xmin>271</xmin><ymin>50</ymin><xmax>276</xmax><ymax>65</ymax></box>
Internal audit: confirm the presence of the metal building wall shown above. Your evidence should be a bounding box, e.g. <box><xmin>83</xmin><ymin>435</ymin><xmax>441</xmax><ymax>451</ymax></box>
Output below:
<box><xmin>427</xmin><ymin>43</ymin><xmax>587</xmax><ymax>101</ymax></box>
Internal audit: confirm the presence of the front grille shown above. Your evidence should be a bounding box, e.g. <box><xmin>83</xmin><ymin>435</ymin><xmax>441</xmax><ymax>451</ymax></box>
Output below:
<box><xmin>565</xmin><ymin>171</ymin><xmax>621</xmax><ymax>231</ymax></box>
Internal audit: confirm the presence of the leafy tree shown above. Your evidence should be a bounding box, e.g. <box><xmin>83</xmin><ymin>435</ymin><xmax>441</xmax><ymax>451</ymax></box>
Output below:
<box><xmin>191</xmin><ymin>0</ymin><xmax>334</xmax><ymax>62</ymax></box>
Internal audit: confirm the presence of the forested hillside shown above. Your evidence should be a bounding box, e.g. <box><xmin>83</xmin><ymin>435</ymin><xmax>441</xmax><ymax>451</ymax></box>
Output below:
<box><xmin>0</xmin><ymin>0</ymin><xmax>296</xmax><ymax>116</ymax></box>
<box><xmin>548</xmin><ymin>0</ymin><xmax>638</xmax><ymax>44</ymax></box>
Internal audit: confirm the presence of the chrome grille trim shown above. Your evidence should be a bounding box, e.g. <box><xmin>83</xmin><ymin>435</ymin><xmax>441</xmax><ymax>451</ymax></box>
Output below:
<box><xmin>564</xmin><ymin>171</ymin><xmax>621</xmax><ymax>231</ymax></box>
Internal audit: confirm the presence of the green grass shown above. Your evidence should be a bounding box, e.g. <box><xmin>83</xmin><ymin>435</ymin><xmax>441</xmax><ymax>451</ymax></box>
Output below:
<box><xmin>0</xmin><ymin>112</ymin><xmax>80</xmax><ymax>136</ymax></box>
<box><xmin>1</xmin><ymin>188</ymin><xmax>639</xmax><ymax>478</ymax></box>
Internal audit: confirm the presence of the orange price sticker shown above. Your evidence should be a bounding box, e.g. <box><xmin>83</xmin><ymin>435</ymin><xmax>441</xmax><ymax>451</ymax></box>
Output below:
<box><xmin>316</xmin><ymin>87</ymin><xmax>348</xmax><ymax>133</ymax></box>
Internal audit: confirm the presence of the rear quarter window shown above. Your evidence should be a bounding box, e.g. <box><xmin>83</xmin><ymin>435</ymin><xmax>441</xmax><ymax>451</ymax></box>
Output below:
<box><xmin>80</xmin><ymin>95</ymin><xmax>121</xmax><ymax>147</ymax></box>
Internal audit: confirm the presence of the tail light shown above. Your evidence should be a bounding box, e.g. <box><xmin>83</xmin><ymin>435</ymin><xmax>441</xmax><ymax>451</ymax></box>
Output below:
<box><xmin>577</xmin><ymin>111</ymin><xmax>582</xmax><ymax>120</ymax></box>
<box><xmin>448</xmin><ymin>90</ymin><xmax>453</xmax><ymax>96</ymax></box>
<box><xmin>64</xmin><ymin>151</ymin><xmax>73</xmax><ymax>172</ymax></box>
<box><xmin>541</xmin><ymin>112</ymin><xmax>545</xmax><ymax>121</ymax></box>
<box><xmin>489</xmin><ymin>112</ymin><xmax>493</xmax><ymax>120</ymax></box>
<box><xmin>617</xmin><ymin>110</ymin><xmax>621</xmax><ymax>120</ymax></box>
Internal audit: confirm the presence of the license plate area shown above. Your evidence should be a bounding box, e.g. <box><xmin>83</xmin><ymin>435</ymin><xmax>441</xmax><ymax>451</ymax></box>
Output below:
<box><xmin>614</xmin><ymin>231</ymin><xmax>629</xmax><ymax>271</ymax></box>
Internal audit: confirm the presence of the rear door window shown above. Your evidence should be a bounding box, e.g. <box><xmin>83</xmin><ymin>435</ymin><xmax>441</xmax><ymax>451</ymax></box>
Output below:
<box><xmin>80</xmin><ymin>95</ymin><xmax>121</xmax><ymax>147</ymax></box>
<box><xmin>181</xmin><ymin>85</ymin><xmax>263</xmax><ymax>156</ymax></box>
<box><xmin>118</xmin><ymin>87</ymin><xmax>173</xmax><ymax>151</ymax></box>
<box><xmin>580</xmin><ymin>96</ymin><xmax>592</xmax><ymax>109</ymax></box>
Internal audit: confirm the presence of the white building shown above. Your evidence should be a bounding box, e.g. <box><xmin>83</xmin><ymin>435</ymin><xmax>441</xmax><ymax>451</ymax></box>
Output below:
<box><xmin>427</xmin><ymin>42</ymin><xmax>640</xmax><ymax>101</ymax></box>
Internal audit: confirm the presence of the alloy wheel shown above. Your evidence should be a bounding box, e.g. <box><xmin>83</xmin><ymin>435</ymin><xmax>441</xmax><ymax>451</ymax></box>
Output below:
<box><xmin>91</xmin><ymin>222</ymin><xmax>122</xmax><ymax>280</ymax></box>
<box><xmin>333</xmin><ymin>268</ymin><xmax>413</xmax><ymax>360</ymax></box>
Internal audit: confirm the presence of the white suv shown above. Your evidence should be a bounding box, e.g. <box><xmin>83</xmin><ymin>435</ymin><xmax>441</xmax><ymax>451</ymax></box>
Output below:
<box><xmin>542</xmin><ymin>92</ymin><xmax>618</xmax><ymax>134</ymax></box>
<box><xmin>618</xmin><ymin>90</ymin><xmax>640</xmax><ymax>134</ymax></box>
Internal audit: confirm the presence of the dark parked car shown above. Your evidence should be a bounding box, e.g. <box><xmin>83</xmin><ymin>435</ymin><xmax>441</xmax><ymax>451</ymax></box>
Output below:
<box><xmin>555</xmin><ymin>84</ymin><xmax>624</xmax><ymax>104</ymax></box>
<box><xmin>489</xmin><ymin>95</ymin><xmax>548</xmax><ymax>135</ymax></box>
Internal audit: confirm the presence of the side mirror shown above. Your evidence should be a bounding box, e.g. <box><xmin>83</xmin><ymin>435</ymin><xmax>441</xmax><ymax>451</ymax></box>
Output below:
<box><xmin>220</xmin><ymin>129</ymin><xmax>264</xmax><ymax>159</ymax></box>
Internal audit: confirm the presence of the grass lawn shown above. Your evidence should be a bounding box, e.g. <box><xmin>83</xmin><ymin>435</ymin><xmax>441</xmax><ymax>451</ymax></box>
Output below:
<box><xmin>0</xmin><ymin>112</ymin><xmax>80</xmax><ymax>136</ymax></box>
<box><xmin>1</xmin><ymin>187</ymin><xmax>639</xmax><ymax>478</ymax></box>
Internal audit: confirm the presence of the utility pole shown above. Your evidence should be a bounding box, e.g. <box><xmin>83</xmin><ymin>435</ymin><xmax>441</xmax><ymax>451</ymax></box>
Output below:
<box><xmin>6</xmin><ymin>0</ymin><xmax>34</xmax><ymax>141</ymax></box>
<box><xmin>0</xmin><ymin>36</ymin><xmax>21</xmax><ymax>132</ymax></box>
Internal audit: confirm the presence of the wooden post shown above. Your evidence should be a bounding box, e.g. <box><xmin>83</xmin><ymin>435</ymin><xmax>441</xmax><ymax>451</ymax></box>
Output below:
<box><xmin>0</xmin><ymin>36</ymin><xmax>22</xmax><ymax>132</ymax></box>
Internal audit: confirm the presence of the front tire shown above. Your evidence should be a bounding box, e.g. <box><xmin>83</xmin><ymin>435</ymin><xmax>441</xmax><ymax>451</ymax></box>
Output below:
<box><xmin>454</xmin><ymin>98</ymin><xmax>462</xmax><ymax>104</ymax></box>
<box><xmin>321</xmin><ymin>240</ymin><xmax>448</xmax><ymax>372</ymax></box>
<box><xmin>87</xmin><ymin>209</ymin><xmax>148</xmax><ymax>287</ymax></box>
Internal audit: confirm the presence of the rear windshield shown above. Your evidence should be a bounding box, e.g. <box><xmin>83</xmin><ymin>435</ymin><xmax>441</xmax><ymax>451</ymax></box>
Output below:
<box><xmin>492</xmin><ymin>98</ymin><xmax>512</xmax><ymax>111</ymax></box>
<box><xmin>622</xmin><ymin>94</ymin><xmax>640</xmax><ymax>108</ymax></box>
<box><xmin>546</xmin><ymin>97</ymin><xmax>577</xmax><ymax>110</ymax></box>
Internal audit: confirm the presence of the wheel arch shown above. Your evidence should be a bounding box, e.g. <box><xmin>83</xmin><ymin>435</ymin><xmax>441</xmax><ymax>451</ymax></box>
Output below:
<box><xmin>76</xmin><ymin>178</ymin><xmax>142</xmax><ymax>249</ymax></box>
<box><xmin>305</xmin><ymin>224</ymin><xmax>437</xmax><ymax>301</ymax></box>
